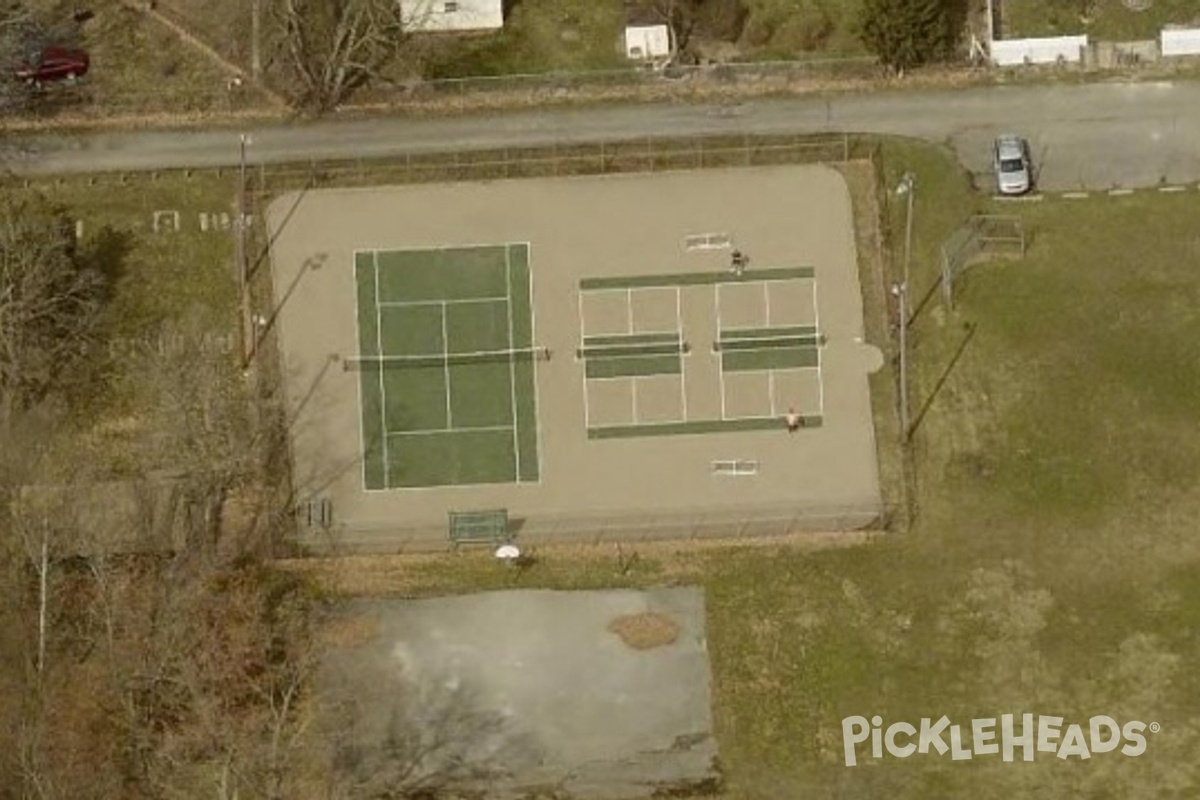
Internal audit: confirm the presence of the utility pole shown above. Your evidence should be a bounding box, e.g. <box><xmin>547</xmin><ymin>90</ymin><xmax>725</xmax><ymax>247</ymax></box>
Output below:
<box><xmin>899</xmin><ymin>172</ymin><xmax>915</xmax><ymax>301</ymax></box>
<box><xmin>893</xmin><ymin>282</ymin><xmax>909</xmax><ymax>441</ymax></box>
<box><xmin>238</xmin><ymin>133</ymin><xmax>253</xmax><ymax>370</ymax></box>
<box><xmin>251</xmin><ymin>0</ymin><xmax>261</xmax><ymax>80</ymax></box>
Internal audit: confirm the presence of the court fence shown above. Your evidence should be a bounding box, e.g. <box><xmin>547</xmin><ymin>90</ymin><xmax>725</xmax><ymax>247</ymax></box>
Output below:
<box><xmin>245</xmin><ymin>132</ymin><xmax>875</xmax><ymax>198</ymax></box>
<box><xmin>244</xmin><ymin>132</ymin><xmax>909</xmax><ymax>554</ymax></box>
<box><xmin>939</xmin><ymin>214</ymin><xmax>1027</xmax><ymax>309</ymax></box>
<box><xmin>293</xmin><ymin>500</ymin><xmax>889</xmax><ymax>555</ymax></box>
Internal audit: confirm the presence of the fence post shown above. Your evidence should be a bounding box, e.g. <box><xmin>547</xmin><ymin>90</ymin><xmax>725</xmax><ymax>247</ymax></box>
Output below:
<box><xmin>941</xmin><ymin>251</ymin><xmax>954</xmax><ymax>310</ymax></box>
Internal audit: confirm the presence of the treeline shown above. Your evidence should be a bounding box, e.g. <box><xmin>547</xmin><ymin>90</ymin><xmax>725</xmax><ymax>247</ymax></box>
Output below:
<box><xmin>0</xmin><ymin>187</ymin><xmax>317</xmax><ymax>798</ymax></box>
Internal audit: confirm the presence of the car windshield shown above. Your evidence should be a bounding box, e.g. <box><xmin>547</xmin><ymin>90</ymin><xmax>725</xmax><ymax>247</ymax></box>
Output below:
<box><xmin>999</xmin><ymin>157</ymin><xmax>1025</xmax><ymax>173</ymax></box>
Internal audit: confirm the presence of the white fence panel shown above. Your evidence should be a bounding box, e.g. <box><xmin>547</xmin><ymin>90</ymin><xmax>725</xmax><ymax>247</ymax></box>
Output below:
<box><xmin>1161</xmin><ymin>27</ymin><xmax>1200</xmax><ymax>57</ymax></box>
<box><xmin>990</xmin><ymin>36</ymin><xmax>1088</xmax><ymax>65</ymax></box>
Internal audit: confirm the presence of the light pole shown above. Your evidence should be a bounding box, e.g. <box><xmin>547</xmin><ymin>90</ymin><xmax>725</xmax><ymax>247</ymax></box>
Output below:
<box><xmin>892</xmin><ymin>281</ymin><xmax>909</xmax><ymax>442</ymax></box>
<box><xmin>897</xmin><ymin>172</ymin><xmax>915</xmax><ymax>293</ymax></box>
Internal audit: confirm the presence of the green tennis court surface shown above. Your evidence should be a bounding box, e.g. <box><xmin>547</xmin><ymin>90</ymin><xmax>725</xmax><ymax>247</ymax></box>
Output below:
<box><xmin>577</xmin><ymin>331</ymin><xmax>687</xmax><ymax>379</ymax></box>
<box><xmin>354</xmin><ymin>244</ymin><xmax>540</xmax><ymax>489</ymax></box>
<box><xmin>715</xmin><ymin>325</ymin><xmax>823</xmax><ymax>371</ymax></box>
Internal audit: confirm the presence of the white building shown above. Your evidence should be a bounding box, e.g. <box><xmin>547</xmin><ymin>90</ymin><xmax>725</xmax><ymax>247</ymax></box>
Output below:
<box><xmin>399</xmin><ymin>0</ymin><xmax>504</xmax><ymax>33</ymax></box>
<box><xmin>624</xmin><ymin>24</ymin><xmax>671</xmax><ymax>61</ymax></box>
<box><xmin>623</xmin><ymin>0</ymin><xmax>671</xmax><ymax>61</ymax></box>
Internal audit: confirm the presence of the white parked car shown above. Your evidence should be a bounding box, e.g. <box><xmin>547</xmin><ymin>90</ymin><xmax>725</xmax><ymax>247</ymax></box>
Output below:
<box><xmin>993</xmin><ymin>135</ymin><xmax>1032</xmax><ymax>196</ymax></box>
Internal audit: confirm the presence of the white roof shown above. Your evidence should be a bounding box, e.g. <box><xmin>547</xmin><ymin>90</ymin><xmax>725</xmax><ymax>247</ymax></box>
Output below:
<box><xmin>400</xmin><ymin>0</ymin><xmax>503</xmax><ymax>32</ymax></box>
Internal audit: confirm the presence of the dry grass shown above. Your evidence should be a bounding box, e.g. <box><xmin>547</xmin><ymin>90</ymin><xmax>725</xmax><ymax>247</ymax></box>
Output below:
<box><xmin>607</xmin><ymin>612</ymin><xmax>681</xmax><ymax>650</ymax></box>
<box><xmin>277</xmin><ymin>530</ymin><xmax>877</xmax><ymax>596</ymax></box>
<box><xmin>318</xmin><ymin>614</ymin><xmax>380</xmax><ymax>650</ymax></box>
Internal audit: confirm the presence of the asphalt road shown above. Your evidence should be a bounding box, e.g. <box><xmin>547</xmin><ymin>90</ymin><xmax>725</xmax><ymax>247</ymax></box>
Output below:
<box><xmin>6</xmin><ymin>81</ymin><xmax>1200</xmax><ymax>190</ymax></box>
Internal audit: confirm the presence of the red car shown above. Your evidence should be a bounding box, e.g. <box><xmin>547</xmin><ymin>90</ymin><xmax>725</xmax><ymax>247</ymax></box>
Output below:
<box><xmin>16</xmin><ymin>46</ymin><xmax>89</xmax><ymax>85</ymax></box>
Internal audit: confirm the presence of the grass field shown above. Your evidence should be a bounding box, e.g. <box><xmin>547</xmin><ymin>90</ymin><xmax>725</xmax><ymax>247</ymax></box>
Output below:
<box><xmin>17</xmin><ymin>171</ymin><xmax>241</xmax><ymax>471</ymax></box>
<box><xmin>284</xmin><ymin>141</ymin><xmax>1200</xmax><ymax>797</ymax></box>
<box><xmin>20</xmin><ymin>0</ymin><xmax>266</xmax><ymax>119</ymax></box>
<box><xmin>1002</xmin><ymin>0</ymin><xmax>1200</xmax><ymax>39</ymax></box>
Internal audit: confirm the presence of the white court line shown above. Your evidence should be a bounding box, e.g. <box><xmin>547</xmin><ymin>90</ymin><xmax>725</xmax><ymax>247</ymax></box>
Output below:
<box><xmin>373</xmin><ymin>254</ymin><xmax>391</xmax><ymax>488</ymax></box>
<box><xmin>581</xmin><ymin>327</ymin><xmax>683</xmax><ymax>340</ymax></box>
<box><xmin>714</xmin><ymin>283</ymin><xmax>727</xmax><ymax>420</ymax></box>
<box><xmin>764</xmin><ymin>281</ymin><xmax>776</xmax><ymax>415</ymax></box>
<box><xmin>524</xmin><ymin>243</ymin><xmax>545</xmax><ymax>484</ymax></box>
<box><xmin>586</xmin><ymin>374</ymin><xmax>644</xmax><ymax>382</ymax></box>
<box><xmin>440</xmin><ymin>301</ymin><xmax>453</xmax><ymax>428</ymax></box>
<box><xmin>504</xmin><ymin>246</ymin><xmax>521</xmax><ymax>482</ymax></box>
<box><xmin>586</xmin><ymin>350</ymin><xmax>687</xmax><ymax>361</ymax></box>
<box><xmin>625</xmin><ymin>287</ymin><xmax>637</xmax><ymax>427</ymax></box>
<box><xmin>350</xmin><ymin>250</ymin><xmax>369</xmax><ymax>491</ymax></box>
<box><xmin>350</xmin><ymin>251</ymin><xmax>370</xmax><ymax>491</ymax></box>
<box><xmin>812</xmin><ymin>279</ymin><xmax>825</xmax><ymax>415</ymax></box>
<box><xmin>377</xmin><ymin>296</ymin><xmax>509</xmax><ymax>308</ymax></box>
<box><xmin>675</xmin><ymin>286</ymin><xmax>687</xmax><ymax>421</ymax></box>
<box><xmin>373</xmin><ymin>241</ymin><xmax>517</xmax><ymax>254</ymax></box>
<box><xmin>578</xmin><ymin>289</ymin><xmax>591</xmax><ymax>429</ymax></box>
<box><xmin>578</xmin><ymin>285</ymin><xmax>644</xmax><ymax>295</ymax></box>
<box><xmin>386</xmin><ymin>425</ymin><xmax>513</xmax><ymax>437</ymax></box>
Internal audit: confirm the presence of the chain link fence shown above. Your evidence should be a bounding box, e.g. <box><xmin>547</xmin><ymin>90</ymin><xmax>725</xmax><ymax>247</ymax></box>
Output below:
<box><xmin>939</xmin><ymin>214</ymin><xmax>1027</xmax><ymax>308</ymax></box>
<box><xmin>245</xmin><ymin>132</ymin><xmax>874</xmax><ymax>198</ymax></box>
<box><xmin>295</xmin><ymin>501</ymin><xmax>886</xmax><ymax>555</ymax></box>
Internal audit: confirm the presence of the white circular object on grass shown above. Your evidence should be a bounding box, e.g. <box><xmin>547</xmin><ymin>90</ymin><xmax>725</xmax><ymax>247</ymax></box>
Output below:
<box><xmin>494</xmin><ymin>544</ymin><xmax>521</xmax><ymax>560</ymax></box>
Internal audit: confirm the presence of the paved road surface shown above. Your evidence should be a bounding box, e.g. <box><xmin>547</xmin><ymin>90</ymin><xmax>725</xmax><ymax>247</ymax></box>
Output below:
<box><xmin>6</xmin><ymin>81</ymin><xmax>1200</xmax><ymax>190</ymax></box>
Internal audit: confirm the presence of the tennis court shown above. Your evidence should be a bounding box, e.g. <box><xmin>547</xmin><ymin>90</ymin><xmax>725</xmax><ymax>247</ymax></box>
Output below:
<box><xmin>267</xmin><ymin>165</ymin><xmax>883</xmax><ymax>550</ymax></box>
<box><xmin>352</xmin><ymin>244</ymin><xmax>541</xmax><ymax>489</ymax></box>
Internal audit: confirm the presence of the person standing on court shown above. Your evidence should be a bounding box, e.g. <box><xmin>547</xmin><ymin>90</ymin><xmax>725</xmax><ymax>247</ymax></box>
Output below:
<box><xmin>786</xmin><ymin>407</ymin><xmax>803</xmax><ymax>433</ymax></box>
<box><xmin>730</xmin><ymin>249</ymin><xmax>748</xmax><ymax>277</ymax></box>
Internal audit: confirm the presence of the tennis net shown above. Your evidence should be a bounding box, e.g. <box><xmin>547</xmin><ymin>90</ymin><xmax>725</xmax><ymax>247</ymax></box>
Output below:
<box><xmin>342</xmin><ymin>347</ymin><xmax>551</xmax><ymax>371</ymax></box>
<box><xmin>713</xmin><ymin>334</ymin><xmax>824</xmax><ymax>353</ymax></box>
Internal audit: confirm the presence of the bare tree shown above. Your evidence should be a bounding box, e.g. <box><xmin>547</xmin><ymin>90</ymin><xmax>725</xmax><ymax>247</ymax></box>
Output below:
<box><xmin>273</xmin><ymin>0</ymin><xmax>411</xmax><ymax>111</ymax></box>
<box><xmin>652</xmin><ymin>0</ymin><xmax>702</xmax><ymax>64</ymax></box>
<box><xmin>114</xmin><ymin>312</ymin><xmax>291</xmax><ymax>559</ymax></box>
<box><xmin>0</xmin><ymin>191</ymin><xmax>106</xmax><ymax>433</ymax></box>
<box><xmin>0</xmin><ymin>10</ymin><xmax>46</xmax><ymax>114</ymax></box>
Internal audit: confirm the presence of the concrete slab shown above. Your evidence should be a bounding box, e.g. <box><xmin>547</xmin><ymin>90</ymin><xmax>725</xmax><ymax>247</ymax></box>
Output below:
<box><xmin>318</xmin><ymin>587</ymin><xmax>718</xmax><ymax>799</ymax></box>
